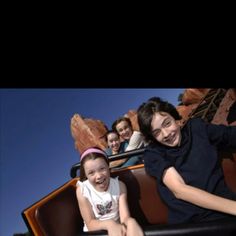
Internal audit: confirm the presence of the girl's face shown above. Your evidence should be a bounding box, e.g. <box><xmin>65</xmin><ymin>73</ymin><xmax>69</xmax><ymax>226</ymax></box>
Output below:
<box><xmin>107</xmin><ymin>132</ymin><xmax>120</xmax><ymax>154</ymax></box>
<box><xmin>151</xmin><ymin>112</ymin><xmax>181</xmax><ymax>147</ymax></box>
<box><xmin>116</xmin><ymin>121</ymin><xmax>133</xmax><ymax>140</ymax></box>
<box><xmin>84</xmin><ymin>158</ymin><xmax>110</xmax><ymax>192</ymax></box>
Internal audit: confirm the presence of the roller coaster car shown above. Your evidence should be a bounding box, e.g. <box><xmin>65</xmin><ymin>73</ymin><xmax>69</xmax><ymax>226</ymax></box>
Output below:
<box><xmin>22</xmin><ymin>148</ymin><xmax>236</xmax><ymax>236</ymax></box>
<box><xmin>22</xmin><ymin>89</ymin><xmax>236</xmax><ymax>235</ymax></box>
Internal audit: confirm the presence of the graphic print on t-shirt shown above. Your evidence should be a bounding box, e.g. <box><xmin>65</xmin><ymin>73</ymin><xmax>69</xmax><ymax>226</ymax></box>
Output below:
<box><xmin>96</xmin><ymin>201</ymin><xmax>112</xmax><ymax>215</ymax></box>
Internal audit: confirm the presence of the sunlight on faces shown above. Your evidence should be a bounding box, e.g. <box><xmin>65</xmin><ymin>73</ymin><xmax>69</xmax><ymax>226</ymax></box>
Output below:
<box><xmin>84</xmin><ymin>158</ymin><xmax>110</xmax><ymax>192</ymax></box>
<box><xmin>116</xmin><ymin>120</ymin><xmax>133</xmax><ymax>140</ymax></box>
<box><xmin>107</xmin><ymin>132</ymin><xmax>120</xmax><ymax>153</ymax></box>
<box><xmin>151</xmin><ymin>112</ymin><xmax>181</xmax><ymax>147</ymax></box>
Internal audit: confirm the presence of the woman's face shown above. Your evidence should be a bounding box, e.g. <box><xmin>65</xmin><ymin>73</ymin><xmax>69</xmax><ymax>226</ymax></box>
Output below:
<box><xmin>151</xmin><ymin>112</ymin><xmax>181</xmax><ymax>147</ymax></box>
<box><xmin>116</xmin><ymin>121</ymin><xmax>133</xmax><ymax>140</ymax></box>
<box><xmin>84</xmin><ymin>158</ymin><xmax>110</xmax><ymax>192</ymax></box>
<box><xmin>107</xmin><ymin>132</ymin><xmax>120</xmax><ymax>154</ymax></box>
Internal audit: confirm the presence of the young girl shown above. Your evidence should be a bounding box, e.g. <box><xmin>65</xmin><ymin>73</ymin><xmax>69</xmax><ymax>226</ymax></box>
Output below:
<box><xmin>76</xmin><ymin>147</ymin><xmax>144</xmax><ymax>236</ymax></box>
<box><xmin>137</xmin><ymin>96</ymin><xmax>236</xmax><ymax>224</ymax></box>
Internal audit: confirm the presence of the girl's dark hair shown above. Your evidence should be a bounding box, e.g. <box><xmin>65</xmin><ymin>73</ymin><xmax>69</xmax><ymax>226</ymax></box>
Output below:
<box><xmin>137</xmin><ymin>97</ymin><xmax>182</xmax><ymax>143</ymax></box>
<box><xmin>80</xmin><ymin>147</ymin><xmax>109</xmax><ymax>181</ymax></box>
<box><xmin>112</xmin><ymin>117</ymin><xmax>133</xmax><ymax>132</ymax></box>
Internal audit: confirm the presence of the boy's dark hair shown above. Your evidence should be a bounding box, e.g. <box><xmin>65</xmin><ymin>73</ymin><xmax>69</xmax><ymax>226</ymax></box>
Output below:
<box><xmin>137</xmin><ymin>97</ymin><xmax>182</xmax><ymax>143</ymax></box>
<box><xmin>80</xmin><ymin>146</ymin><xmax>109</xmax><ymax>181</ymax></box>
<box><xmin>112</xmin><ymin>117</ymin><xmax>133</xmax><ymax>132</ymax></box>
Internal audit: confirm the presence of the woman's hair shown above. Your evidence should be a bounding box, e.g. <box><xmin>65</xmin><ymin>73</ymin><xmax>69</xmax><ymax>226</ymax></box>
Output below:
<box><xmin>112</xmin><ymin>117</ymin><xmax>133</xmax><ymax>132</ymax></box>
<box><xmin>137</xmin><ymin>97</ymin><xmax>182</xmax><ymax>143</ymax></box>
<box><xmin>80</xmin><ymin>147</ymin><xmax>109</xmax><ymax>181</ymax></box>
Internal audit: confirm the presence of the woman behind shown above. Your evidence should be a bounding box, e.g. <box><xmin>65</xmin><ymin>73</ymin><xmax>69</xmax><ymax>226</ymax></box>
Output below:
<box><xmin>137</xmin><ymin>96</ymin><xmax>236</xmax><ymax>224</ymax></box>
<box><xmin>76</xmin><ymin>147</ymin><xmax>143</xmax><ymax>236</ymax></box>
<box><xmin>112</xmin><ymin>117</ymin><xmax>145</xmax><ymax>167</ymax></box>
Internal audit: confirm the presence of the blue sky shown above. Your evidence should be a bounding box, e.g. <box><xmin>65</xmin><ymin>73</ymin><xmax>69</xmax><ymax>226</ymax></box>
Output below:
<box><xmin>0</xmin><ymin>88</ymin><xmax>184</xmax><ymax>235</ymax></box>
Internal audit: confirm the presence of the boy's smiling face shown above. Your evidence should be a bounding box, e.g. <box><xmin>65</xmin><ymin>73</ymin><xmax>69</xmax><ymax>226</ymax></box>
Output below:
<box><xmin>151</xmin><ymin>112</ymin><xmax>181</xmax><ymax>147</ymax></box>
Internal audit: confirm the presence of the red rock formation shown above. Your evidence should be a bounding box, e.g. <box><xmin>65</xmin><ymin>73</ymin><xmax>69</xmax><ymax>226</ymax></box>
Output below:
<box><xmin>125</xmin><ymin>110</ymin><xmax>140</xmax><ymax>131</ymax></box>
<box><xmin>176</xmin><ymin>103</ymin><xmax>198</xmax><ymax>124</ymax></box>
<box><xmin>182</xmin><ymin>88</ymin><xmax>210</xmax><ymax>105</ymax></box>
<box><xmin>70</xmin><ymin>114</ymin><xmax>108</xmax><ymax>154</ymax></box>
<box><xmin>212</xmin><ymin>89</ymin><xmax>236</xmax><ymax>126</ymax></box>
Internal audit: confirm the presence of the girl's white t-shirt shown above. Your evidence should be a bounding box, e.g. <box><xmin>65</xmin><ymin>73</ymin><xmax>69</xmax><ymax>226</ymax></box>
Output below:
<box><xmin>76</xmin><ymin>177</ymin><xmax>120</xmax><ymax>231</ymax></box>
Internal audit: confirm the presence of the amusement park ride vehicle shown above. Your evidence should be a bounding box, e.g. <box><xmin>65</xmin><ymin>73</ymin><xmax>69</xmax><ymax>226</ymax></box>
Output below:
<box><xmin>22</xmin><ymin>89</ymin><xmax>236</xmax><ymax>236</ymax></box>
